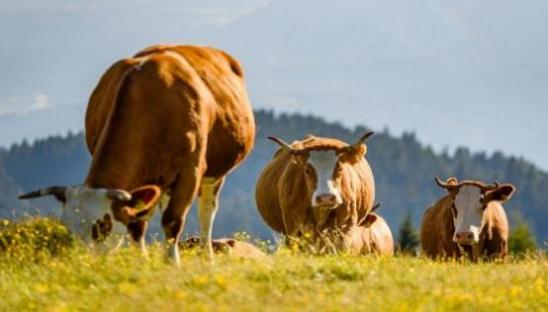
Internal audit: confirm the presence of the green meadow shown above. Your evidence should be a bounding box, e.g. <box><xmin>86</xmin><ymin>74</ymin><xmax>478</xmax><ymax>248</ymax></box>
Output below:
<box><xmin>1</xmin><ymin>218</ymin><xmax>546</xmax><ymax>312</ymax></box>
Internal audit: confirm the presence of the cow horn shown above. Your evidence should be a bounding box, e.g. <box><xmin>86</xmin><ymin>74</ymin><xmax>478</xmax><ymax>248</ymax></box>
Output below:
<box><xmin>435</xmin><ymin>177</ymin><xmax>500</xmax><ymax>193</ymax></box>
<box><xmin>371</xmin><ymin>201</ymin><xmax>382</xmax><ymax>212</ymax></box>
<box><xmin>434</xmin><ymin>177</ymin><xmax>459</xmax><ymax>190</ymax></box>
<box><xmin>18</xmin><ymin>186</ymin><xmax>67</xmax><ymax>200</ymax></box>
<box><xmin>267</xmin><ymin>136</ymin><xmax>303</xmax><ymax>153</ymax></box>
<box><xmin>480</xmin><ymin>181</ymin><xmax>500</xmax><ymax>192</ymax></box>
<box><xmin>353</xmin><ymin>131</ymin><xmax>374</xmax><ymax>147</ymax></box>
<box><xmin>460</xmin><ymin>180</ymin><xmax>499</xmax><ymax>192</ymax></box>
<box><xmin>105</xmin><ymin>189</ymin><xmax>132</xmax><ymax>201</ymax></box>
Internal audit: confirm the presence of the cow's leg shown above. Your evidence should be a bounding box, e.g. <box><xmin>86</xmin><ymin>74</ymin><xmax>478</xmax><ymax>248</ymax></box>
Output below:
<box><xmin>198</xmin><ymin>176</ymin><xmax>225</xmax><ymax>260</ymax></box>
<box><xmin>127</xmin><ymin>220</ymin><xmax>149</xmax><ymax>257</ymax></box>
<box><xmin>162</xmin><ymin>168</ymin><xmax>201</xmax><ymax>266</ymax></box>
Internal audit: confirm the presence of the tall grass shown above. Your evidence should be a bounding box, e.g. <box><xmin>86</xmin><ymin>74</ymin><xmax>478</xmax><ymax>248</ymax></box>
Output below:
<box><xmin>0</xmin><ymin>218</ymin><xmax>546</xmax><ymax>311</ymax></box>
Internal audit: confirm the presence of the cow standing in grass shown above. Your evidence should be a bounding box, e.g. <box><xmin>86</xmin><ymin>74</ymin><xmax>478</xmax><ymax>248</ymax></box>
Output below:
<box><xmin>255</xmin><ymin>133</ymin><xmax>394</xmax><ymax>255</ymax></box>
<box><xmin>18</xmin><ymin>45</ymin><xmax>255</xmax><ymax>264</ymax></box>
<box><xmin>421</xmin><ymin>177</ymin><xmax>515</xmax><ymax>261</ymax></box>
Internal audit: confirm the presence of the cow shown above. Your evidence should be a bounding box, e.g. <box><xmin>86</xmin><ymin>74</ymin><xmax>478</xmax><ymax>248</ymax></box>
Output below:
<box><xmin>255</xmin><ymin>132</ymin><xmax>388</xmax><ymax>254</ymax></box>
<box><xmin>420</xmin><ymin>177</ymin><xmax>515</xmax><ymax>261</ymax></box>
<box><xmin>347</xmin><ymin>204</ymin><xmax>394</xmax><ymax>256</ymax></box>
<box><xmin>18</xmin><ymin>44</ymin><xmax>255</xmax><ymax>264</ymax></box>
<box><xmin>181</xmin><ymin>237</ymin><xmax>269</xmax><ymax>261</ymax></box>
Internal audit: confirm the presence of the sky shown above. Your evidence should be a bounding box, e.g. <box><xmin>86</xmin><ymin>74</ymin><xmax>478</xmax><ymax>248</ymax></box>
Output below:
<box><xmin>1</xmin><ymin>0</ymin><xmax>547</xmax><ymax>170</ymax></box>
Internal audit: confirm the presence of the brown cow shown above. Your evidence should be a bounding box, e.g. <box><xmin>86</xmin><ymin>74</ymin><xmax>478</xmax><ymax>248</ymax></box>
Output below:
<box><xmin>315</xmin><ymin>203</ymin><xmax>394</xmax><ymax>256</ymax></box>
<box><xmin>18</xmin><ymin>45</ymin><xmax>255</xmax><ymax>264</ymax></box>
<box><xmin>255</xmin><ymin>133</ymin><xmax>385</xmax><ymax>254</ymax></box>
<box><xmin>181</xmin><ymin>237</ymin><xmax>269</xmax><ymax>261</ymax></box>
<box><xmin>346</xmin><ymin>211</ymin><xmax>394</xmax><ymax>256</ymax></box>
<box><xmin>421</xmin><ymin>177</ymin><xmax>515</xmax><ymax>261</ymax></box>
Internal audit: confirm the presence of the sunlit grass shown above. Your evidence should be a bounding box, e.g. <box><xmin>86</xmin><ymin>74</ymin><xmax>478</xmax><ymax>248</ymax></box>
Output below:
<box><xmin>0</xmin><ymin>218</ymin><xmax>546</xmax><ymax>311</ymax></box>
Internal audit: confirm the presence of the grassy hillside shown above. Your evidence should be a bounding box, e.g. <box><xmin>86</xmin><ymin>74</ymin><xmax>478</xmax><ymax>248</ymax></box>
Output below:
<box><xmin>0</xmin><ymin>218</ymin><xmax>546</xmax><ymax>312</ymax></box>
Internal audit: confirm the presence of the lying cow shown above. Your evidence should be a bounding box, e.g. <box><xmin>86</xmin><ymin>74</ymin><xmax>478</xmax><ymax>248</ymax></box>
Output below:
<box><xmin>347</xmin><ymin>204</ymin><xmax>394</xmax><ymax>256</ymax></box>
<box><xmin>19</xmin><ymin>45</ymin><xmax>255</xmax><ymax>264</ymax></box>
<box><xmin>181</xmin><ymin>237</ymin><xmax>268</xmax><ymax>261</ymax></box>
<box><xmin>421</xmin><ymin>177</ymin><xmax>515</xmax><ymax>261</ymax></box>
<box><xmin>255</xmin><ymin>132</ymin><xmax>392</xmax><ymax>254</ymax></box>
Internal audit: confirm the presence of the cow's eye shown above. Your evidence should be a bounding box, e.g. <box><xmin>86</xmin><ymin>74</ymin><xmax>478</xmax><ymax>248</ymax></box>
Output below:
<box><xmin>305</xmin><ymin>166</ymin><xmax>313</xmax><ymax>175</ymax></box>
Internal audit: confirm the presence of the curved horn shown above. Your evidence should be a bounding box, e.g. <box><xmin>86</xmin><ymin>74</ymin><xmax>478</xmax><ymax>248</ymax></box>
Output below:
<box><xmin>434</xmin><ymin>177</ymin><xmax>458</xmax><ymax>190</ymax></box>
<box><xmin>480</xmin><ymin>181</ymin><xmax>500</xmax><ymax>192</ymax></box>
<box><xmin>105</xmin><ymin>189</ymin><xmax>132</xmax><ymax>201</ymax></box>
<box><xmin>18</xmin><ymin>186</ymin><xmax>67</xmax><ymax>202</ymax></box>
<box><xmin>463</xmin><ymin>181</ymin><xmax>500</xmax><ymax>192</ymax></box>
<box><xmin>353</xmin><ymin>131</ymin><xmax>374</xmax><ymax>147</ymax></box>
<box><xmin>267</xmin><ymin>136</ymin><xmax>303</xmax><ymax>153</ymax></box>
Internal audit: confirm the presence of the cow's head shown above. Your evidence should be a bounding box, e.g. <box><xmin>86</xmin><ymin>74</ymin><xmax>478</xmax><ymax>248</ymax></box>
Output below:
<box><xmin>268</xmin><ymin>131</ymin><xmax>373</xmax><ymax>210</ymax></box>
<box><xmin>18</xmin><ymin>184</ymin><xmax>161</xmax><ymax>242</ymax></box>
<box><xmin>435</xmin><ymin>177</ymin><xmax>515</xmax><ymax>245</ymax></box>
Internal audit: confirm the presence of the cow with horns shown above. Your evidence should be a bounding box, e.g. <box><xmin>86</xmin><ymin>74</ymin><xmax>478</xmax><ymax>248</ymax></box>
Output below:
<box><xmin>18</xmin><ymin>45</ymin><xmax>256</xmax><ymax>264</ymax></box>
<box><xmin>255</xmin><ymin>132</ymin><xmax>394</xmax><ymax>255</ymax></box>
<box><xmin>420</xmin><ymin>177</ymin><xmax>515</xmax><ymax>261</ymax></box>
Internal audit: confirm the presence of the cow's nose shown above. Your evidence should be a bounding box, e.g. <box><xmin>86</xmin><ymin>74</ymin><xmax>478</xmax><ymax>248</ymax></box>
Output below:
<box><xmin>315</xmin><ymin>193</ymin><xmax>337</xmax><ymax>206</ymax></box>
<box><xmin>454</xmin><ymin>231</ymin><xmax>475</xmax><ymax>244</ymax></box>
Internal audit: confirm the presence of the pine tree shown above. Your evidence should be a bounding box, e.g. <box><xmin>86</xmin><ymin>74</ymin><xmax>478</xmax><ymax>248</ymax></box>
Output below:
<box><xmin>398</xmin><ymin>213</ymin><xmax>420</xmax><ymax>254</ymax></box>
<box><xmin>509</xmin><ymin>218</ymin><xmax>537</xmax><ymax>255</ymax></box>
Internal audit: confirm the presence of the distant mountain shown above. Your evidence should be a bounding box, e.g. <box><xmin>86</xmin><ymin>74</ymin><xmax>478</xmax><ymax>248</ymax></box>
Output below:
<box><xmin>1</xmin><ymin>110</ymin><xmax>547</xmax><ymax>244</ymax></box>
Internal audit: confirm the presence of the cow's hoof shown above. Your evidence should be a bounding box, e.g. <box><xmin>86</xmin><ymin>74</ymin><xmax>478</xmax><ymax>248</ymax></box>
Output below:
<box><xmin>167</xmin><ymin>245</ymin><xmax>181</xmax><ymax>268</ymax></box>
<box><xmin>140</xmin><ymin>247</ymin><xmax>150</xmax><ymax>260</ymax></box>
<box><xmin>199</xmin><ymin>244</ymin><xmax>215</xmax><ymax>262</ymax></box>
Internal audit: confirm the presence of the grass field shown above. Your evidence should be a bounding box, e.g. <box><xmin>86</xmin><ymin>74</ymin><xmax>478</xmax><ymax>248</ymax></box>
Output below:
<box><xmin>1</xmin><ymin>218</ymin><xmax>546</xmax><ymax>312</ymax></box>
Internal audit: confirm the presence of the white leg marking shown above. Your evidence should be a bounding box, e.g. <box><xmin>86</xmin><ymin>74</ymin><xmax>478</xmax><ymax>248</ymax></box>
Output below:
<box><xmin>198</xmin><ymin>177</ymin><xmax>225</xmax><ymax>260</ymax></box>
<box><xmin>168</xmin><ymin>242</ymin><xmax>181</xmax><ymax>267</ymax></box>
<box><xmin>136</xmin><ymin>236</ymin><xmax>148</xmax><ymax>258</ymax></box>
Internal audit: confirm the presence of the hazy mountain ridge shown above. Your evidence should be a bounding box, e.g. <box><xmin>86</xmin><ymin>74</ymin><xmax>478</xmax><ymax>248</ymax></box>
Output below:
<box><xmin>0</xmin><ymin>110</ymin><xmax>546</xmax><ymax>243</ymax></box>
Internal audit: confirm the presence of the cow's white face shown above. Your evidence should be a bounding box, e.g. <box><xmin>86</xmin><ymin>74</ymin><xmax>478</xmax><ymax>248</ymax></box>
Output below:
<box><xmin>452</xmin><ymin>185</ymin><xmax>485</xmax><ymax>244</ymax></box>
<box><xmin>305</xmin><ymin>150</ymin><xmax>343</xmax><ymax>209</ymax></box>
<box><xmin>62</xmin><ymin>186</ymin><xmax>126</xmax><ymax>242</ymax></box>
<box><xmin>435</xmin><ymin>177</ymin><xmax>516</xmax><ymax>246</ymax></box>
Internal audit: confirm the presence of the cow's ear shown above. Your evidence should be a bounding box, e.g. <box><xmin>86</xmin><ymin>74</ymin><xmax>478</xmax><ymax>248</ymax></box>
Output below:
<box><xmin>360</xmin><ymin>213</ymin><xmax>377</xmax><ymax>227</ymax></box>
<box><xmin>484</xmin><ymin>184</ymin><xmax>516</xmax><ymax>203</ymax></box>
<box><xmin>211</xmin><ymin>239</ymin><xmax>234</xmax><ymax>253</ymax></box>
<box><xmin>112</xmin><ymin>185</ymin><xmax>162</xmax><ymax>224</ymax></box>
<box><xmin>340</xmin><ymin>144</ymin><xmax>367</xmax><ymax>164</ymax></box>
<box><xmin>130</xmin><ymin>185</ymin><xmax>162</xmax><ymax>220</ymax></box>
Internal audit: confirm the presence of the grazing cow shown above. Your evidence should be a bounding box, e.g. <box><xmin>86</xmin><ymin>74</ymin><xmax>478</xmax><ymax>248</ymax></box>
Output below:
<box><xmin>18</xmin><ymin>45</ymin><xmax>255</xmax><ymax>264</ymax></box>
<box><xmin>421</xmin><ymin>177</ymin><xmax>515</xmax><ymax>261</ymax></box>
<box><xmin>255</xmin><ymin>133</ymin><xmax>379</xmax><ymax>253</ymax></box>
